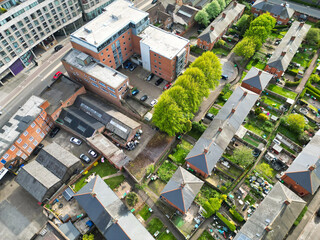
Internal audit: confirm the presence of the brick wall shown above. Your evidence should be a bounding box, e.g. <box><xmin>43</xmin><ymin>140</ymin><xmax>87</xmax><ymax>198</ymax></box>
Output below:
<box><xmin>186</xmin><ymin>161</ymin><xmax>209</xmax><ymax>178</ymax></box>
<box><xmin>150</xmin><ymin>50</ymin><xmax>176</xmax><ymax>82</ymax></box>
<box><xmin>281</xmin><ymin>174</ymin><xmax>310</xmax><ymax>196</ymax></box>
<box><xmin>241</xmin><ymin>82</ymin><xmax>262</xmax><ymax>94</ymax></box>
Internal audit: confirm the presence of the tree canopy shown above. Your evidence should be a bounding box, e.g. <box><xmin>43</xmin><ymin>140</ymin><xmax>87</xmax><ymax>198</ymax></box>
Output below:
<box><xmin>126</xmin><ymin>192</ymin><xmax>138</xmax><ymax>207</ymax></box>
<box><xmin>286</xmin><ymin>113</ymin><xmax>306</xmax><ymax>134</ymax></box>
<box><xmin>205</xmin><ymin>0</ymin><xmax>221</xmax><ymax>19</ymax></box>
<box><xmin>306</xmin><ymin>28</ymin><xmax>320</xmax><ymax>46</ymax></box>
<box><xmin>233</xmin><ymin>37</ymin><xmax>256</xmax><ymax>59</ymax></box>
<box><xmin>195</xmin><ymin>10</ymin><xmax>210</xmax><ymax>26</ymax></box>
<box><xmin>233</xmin><ymin>146</ymin><xmax>254</xmax><ymax>167</ymax></box>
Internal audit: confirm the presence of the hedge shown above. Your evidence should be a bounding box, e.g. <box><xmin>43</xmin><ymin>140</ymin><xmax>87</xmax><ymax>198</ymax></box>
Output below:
<box><xmin>294</xmin><ymin>206</ymin><xmax>308</xmax><ymax>226</ymax></box>
<box><xmin>306</xmin><ymin>88</ymin><xmax>320</xmax><ymax>100</ymax></box>
<box><xmin>285</xmin><ymin>80</ymin><xmax>301</xmax><ymax>87</ymax></box>
<box><xmin>274</xmin><ymin>25</ymin><xmax>288</xmax><ymax>29</ymax></box>
<box><xmin>229</xmin><ymin>208</ymin><xmax>244</xmax><ymax>222</ymax></box>
<box><xmin>216</xmin><ymin>212</ymin><xmax>236</xmax><ymax>232</ymax></box>
<box><xmin>307</xmin><ymin>83</ymin><xmax>320</xmax><ymax>95</ymax></box>
<box><xmin>286</xmin><ymin>68</ymin><xmax>299</xmax><ymax>76</ymax></box>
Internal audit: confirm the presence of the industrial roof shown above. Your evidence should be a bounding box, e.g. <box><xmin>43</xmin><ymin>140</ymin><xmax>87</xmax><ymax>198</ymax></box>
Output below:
<box><xmin>0</xmin><ymin>96</ymin><xmax>45</xmax><ymax>162</ymax></box>
<box><xmin>242</xmin><ymin>67</ymin><xmax>273</xmax><ymax>91</ymax></box>
<box><xmin>186</xmin><ymin>87</ymin><xmax>259</xmax><ymax>175</ymax></box>
<box><xmin>39</xmin><ymin>76</ymin><xmax>82</xmax><ymax>115</ymax></box>
<box><xmin>267</xmin><ymin>21</ymin><xmax>310</xmax><ymax>73</ymax></box>
<box><xmin>283</xmin><ymin>130</ymin><xmax>320</xmax><ymax>194</ymax></box>
<box><xmin>62</xmin><ymin>49</ymin><xmax>128</xmax><ymax>89</ymax></box>
<box><xmin>160</xmin><ymin>167</ymin><xmax>203</xmax><ymax>213</ymax></box>
<box><xmin>71</xmin><ymin>0</ymin><xmax>148</xmax><ymax>48</ymax></box>
<box><xmin>16</xmin><ymin>161</ymin><xmax>61</xmax><ymax>202</ymax></box>
<box><xmin>198</xmin><ymin>2</ymin><xmax>245</xmax><ymax>44</ymax></box>
<box><xmin>139</xmin><ymin>25</ymin><xmax>189</xmax><ymax>59</ymax></box>
<box><xmin>268</xmin><ymin>0</ymin><xmax>320</xmax><ymax>19</ymax></box>
<box><xmin>74</xmin><ymin>176</ymin><xmax>154</xmax><ymax>240</ymax></box>
<box><xmin>234</xmin><ymin>182</ymin><xmax>306</xmax><ymax>240</ymax></box>
<box><xmin>252</xmin><ymin>0</ymin><xmax>294</xmax><ymax>19</ymax></box>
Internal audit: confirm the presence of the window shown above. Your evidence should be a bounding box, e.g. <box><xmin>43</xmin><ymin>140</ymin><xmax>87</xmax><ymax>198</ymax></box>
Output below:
<box><xmin>33</xmin><ymin>140</ymin><xmax>38</xmax><ymax>146</ymax></box>
<box><xmin>29</xmin><ymin>136</ymin><xmax>34</xmax><ymax>141</ymax></box>
<box><xmin>102</xmin><ymin>59</ymin><xmax>105</xmax><ymax>62</ymax></box>
<box><xmin>23</xmin><ymin>143</ymin><xmax>28</xmax><ymax>149</ymax></box>
<box><xmin>10</xmin><ymin>146</ymin><xmax>16</xmax><ymax>151</ymax></box>
<box><xmin>16</xmin><ymin>150</ymin><xmax>22</xmax><ymax>156</ymax></box>
<box><xmin>3</xmin><ymin>154</ymin><xmax>9</xmax><ymax>159</ymax></box>
<box><xmin>17</xmin><ymin>138</ymin><xmax>22</xmax><ymax>143</ymax></box>
<box><xmin>31</xmin><ymin>122</ymin><xmax>36</xmax><ymax>128</ymax></box>
<box><xmin>36</xmin><ymin>128</ymin><xmax>41</xmax><ymax>133</ymax></box>
<box><xmin>99</xmin><ymin>82</ymin><xmax>106</xmax><ymax>87</ymax></box>
<box><xmin>23</xmin><ymin>131</ymin><xmax>28</xmax><ymax>136</ymax></box>
<box><xmin>91</xmin><ymin>82</ymin><xmax>99</xmax><ymax>88</ymax></box>
<box><xmin>27</xmin><ymin>147</ymin><xmax>33</xmax><ymax>153</ymax></box>
<box><xmin>40</xmin><ymin>132</ymin><xmax>45</xmax><ymax>138</ymax></box>
<box><xmin>159</xmin><ymin>62</ymin><xmax>161</xmax><ymax>65</ymax></box>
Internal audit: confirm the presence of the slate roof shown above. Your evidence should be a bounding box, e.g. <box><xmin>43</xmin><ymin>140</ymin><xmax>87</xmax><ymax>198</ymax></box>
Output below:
<box><xmin>59</xmin><ymin>222</ymin><xmax>80</xmax><ymax>240</ymax></box>
<box><xmin>242</xmin><ymin>67</ymin><xmax>273</xmax><ymax>91</ymax></box>
<box><xmin>74</xmin><ymin>176</ymin><xmax>154</xmax><ymax>240</ymax></box>
<box><xmin>266</xmin><ymin>21</ymin><xmax>310</xmax><ymax>72</ymax></box>
<box><xmin>268</xmin><ymin>0</ymin><xmax>320</xmax><ymax>19</ymax></box>
<box><xmin>186</xmin><ymin>87</ymin><xmax>259</xmax><ymax>175</ymax></box>
<box><xmin>234</xmin><ymin>182</ymin><xmax>306</xmax><ymax>240</ymax></box>
<box><xmin>173</xmin><ymin>5</ymin><xmax>198</xmax><ymax>25</ymax></box>
<box><xmin>252</xmin><ymin>0</ymin><xmax>294</xmax><ymax>19</ymax></box>
<box><xmin>160</xmin><ymin>167</ymin><xmax>203</xmax><ymax>213</ymax></box>
<box><xmin>198</xmin><ymin>2</ymin><xmax>245</xmax><ymax>43</ymax></box>
<box><xmin>16</xmin><ymin>161</ymin><xmax>61</xmax><ymax>202</ymax></box>
<box><xmin>282</xmin><ymin>130</ymin><xmax>320</xmax><ymax>194</ymax></box>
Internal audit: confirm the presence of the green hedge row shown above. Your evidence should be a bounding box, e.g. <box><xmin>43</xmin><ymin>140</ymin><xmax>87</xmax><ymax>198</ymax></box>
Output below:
<box><xmin>307</xmin><ymin>83</ymin><xmax>320</xmax><ymax>95</ymax></box>
<box><xmin>274</xmin><ymin>25</ymin><xmax>288</xmax><ymax>29</ymax></box>
<box><xmin>285</xmin><ymin>80</ymin><xmax>301</xmax><ymax>87</ymax></box>
<box><xmin>216</xmin><ymin>212</ymin><xmax>236</xmax><ymax>232</ymax></box>
<box><xmin>229</xmin><ymin>208</ymin><xmax>244</xmax><ymax>222</ymax></box>
<box><xmin>294</xmin><ymin>206</ymin><xmax>308</xmax><ymax>226</ymax></box>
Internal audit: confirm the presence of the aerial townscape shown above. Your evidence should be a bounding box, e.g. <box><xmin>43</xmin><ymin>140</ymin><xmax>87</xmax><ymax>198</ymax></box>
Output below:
<box><xmin>1</xmin><ymin>0</ymin><xmax>320</xmax><ymax>239</ymax></box>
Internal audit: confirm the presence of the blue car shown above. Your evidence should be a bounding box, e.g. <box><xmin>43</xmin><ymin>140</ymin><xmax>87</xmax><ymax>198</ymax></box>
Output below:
<box><xmin>132</xmin><ymin>89</ymin><xmax>139</xmax><ymax>96</ymax></box>
<box><xmin>124</xmin><ymin>61</ymin><xmax>132</xmax><ymax>69</ymax></box>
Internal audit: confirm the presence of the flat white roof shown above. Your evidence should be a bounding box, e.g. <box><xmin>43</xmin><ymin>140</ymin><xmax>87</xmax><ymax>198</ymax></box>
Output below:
<box><xmin>0</xmin><ymin>95</ymin><xmax>45</xmax><ymax>158</ymax></box>
<box><xmin>63</xmin><ymin>49</ymin><xmax>127</xmax><ymax>89</ymax></box>
<box><xmin>139</xmin><ymin>25</ymin><xmax>189</xmax><ymax>59</ymax></box>
<box><xmin>71</xmin><ymin>0</ymin><xmax>148</xmax><ymax>47</ymax></box>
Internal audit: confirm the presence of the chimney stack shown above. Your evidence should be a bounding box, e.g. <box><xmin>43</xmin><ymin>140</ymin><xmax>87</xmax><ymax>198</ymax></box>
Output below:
<box><xmin>281</xmin><ymin>51</ymin><xmax>286</xmax><ymax>57</ymax></box>
<box><xmin>218</xmin><ymin>127</ymin><xmax>223</xmax><ymax>132</ymax></box>
<box><xmin>231</xmin><ymin>108</ymin><xmax>236</xmax><ymax>113</ymax></box>
<box><xmin>222</xmin><ymin>13</ymin><xmax>226</xmax><ymax>19</ymax></box>
<box><xmin>243</xmin><ymin>91</ymin><xmax>248</xmax><ymax>96</ymax></box>
<box><xmin>210</xmin><ymin>26</ymin><xmax>214</xmax><ymax>31</ymax></box>
<box><xmin>258</xmin><ymin>70</ymin><xmax>262</xmax><ymax>76</ymax></box>
<box><xmin>265</xmin><ymin>226</ymin><xmax>272</xmax><ymax>232</ymax></box>
<box><xmin>91</xmin><ymin>193</ymin><xmax>97</xmax><ymax>198</ymax></box>
<box><xmin>309</xmin><ymin>165</ymin><xmax>315</xmax><ymax>171</ymax></box>
<box><xmin>284</xmin><ymin>200</ymin><xmax>291</xmax><ymax>205</ymax></box>
<box><xmin>233</xmin><ymin>1</ymin><xmax>237</xmax><ymax>7</ymax></box>
<box><xmin>204</xmin><ymin>147</ymin><xmax>209</xmax><ymax>154</ymax></box>
<box><xmin>299</xmin><ymin>22</ymin><xmax>304</xmax><ymax>28</ymax></box>
<box><xmin>290</xmin><ymin>36</ymin><xmax>296</xmax><ymax>41</ymax></box>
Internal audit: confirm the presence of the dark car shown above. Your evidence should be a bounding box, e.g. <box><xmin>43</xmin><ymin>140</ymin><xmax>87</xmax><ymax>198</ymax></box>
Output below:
<box><xmin>151</xmin><ymin>0</ymin><xmax>157</xmax><ymax>3</ymax></box>
<box><xmin>33</xmin><ymin>143</ymin><xmax>44</xmax><ymax>155</ymax></box>
<box><xmin>54</xmin><ymin>45</ymin><xmax>63</xmax><ymax>52</ymax></box>
<box><xmin>49</xmin><ymin>127</ymin><xmax>60</xmax><ymax>138</ymax></box>
<box><xmin>132</xmin><ymin>89</ymin><xmax>139</xmax><ymax>96</ymax></box>
<box><xmin>129</xmin><ymin>63</ymin><xmax>137</xmax><ymax>71</ymax></box>
<box><xmin>205</xmin><ymin>113</ymin><xmax>214</xmax><ymax>120</ymax></box>
<box><xmin>147</xmin><ymin>73</ymin><xmax>154</xmax><ymax>81</ymax></box>
<box><xmin>124</xmin><ymin>61</ymin><xmax>132</xmax><ymax>69</ymax></box>
<box><xmin>140</xmin><ymin>95</ymin><xmax>148</xmax><ymax>101</ymax></box>
<box><xmin>80</xmin><ymin>154</ymin><xmax>91</xmax><ymax>163</ymax></box>
<box><xmin>275</xmin><ymin>40</ymin><xmax>281</xmax><ymax>45</ymax></box>
<box><xmin>317</xmin><ymin>208</ymin><xmax>320</xmax><ymax>217</ymax></box>
<box><xmin>155</xmin><ymin>78</ymin><xmax>164</xmax><ymax>86</ymax></box>
<box><xmin>221</xmin><ymin>74</ymin><xmax>228</xmax><ymax>80</ymax></box>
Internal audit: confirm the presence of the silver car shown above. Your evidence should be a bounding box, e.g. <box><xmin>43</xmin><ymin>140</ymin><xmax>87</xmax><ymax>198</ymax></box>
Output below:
<box><xmin>70</xmin><ymin>137</ymin><xmax>82</xmax><ymax>145</ymax></box>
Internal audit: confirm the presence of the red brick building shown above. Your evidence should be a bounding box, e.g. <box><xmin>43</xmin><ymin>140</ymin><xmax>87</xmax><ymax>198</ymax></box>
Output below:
<box><xmin>197</xmin><ymin>2</ymin><xmax>245</xmax><ymax>51</ymax></box>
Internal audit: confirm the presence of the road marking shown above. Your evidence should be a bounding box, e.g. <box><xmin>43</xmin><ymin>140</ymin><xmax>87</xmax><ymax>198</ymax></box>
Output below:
<box><xmin>41</xmin><ymin>63</ymin><xmax>63</xmax><ymax>81</ymax></box>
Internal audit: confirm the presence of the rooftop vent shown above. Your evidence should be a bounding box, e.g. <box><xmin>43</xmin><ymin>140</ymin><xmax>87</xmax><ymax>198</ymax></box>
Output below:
<box><xmin>84</xmin><ymin>27</ymin><xmax>92</xmax><ymax>33</ymax></box>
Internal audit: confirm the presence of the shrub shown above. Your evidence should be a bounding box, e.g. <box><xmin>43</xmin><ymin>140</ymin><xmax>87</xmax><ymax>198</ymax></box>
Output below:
<box><xmin>229</xmin><ymin>207</ymin><xmax>244</xmax><ymax>222</ymax></box>
<box><xmin>255</xmin><ymin>107</ymin><xmax>262</xmax><ymax>115</ymax></box>
<box><xmin>126</xmin><ymin>192</ymin><xmax>138</xmax><ymax>207</ymax></box>
<box><xmin>220</xmin><ymin>186</ymin><xmax>227</xmax><ymax>193</ymax></box>
<box><xmin>294</xmin><ymin>206</ymin><xmax>308</xmax><ymax>226</ymax></box>
<box><xmin>310</xmin><ymin>74</ymin><xmax>320</xmax><ymax>84</ymax></box>
<box><xmin>216</xmin><ymin>212</ymin><xmax>236</xmax><ymax>232</ymax></box>
<box><xmin>258</xmin><ymin>113</ymin><xmax>268</xmax><ymax>121</ymax></box>
<box><xmin>216</xmin><ymin>39</ymin><xmax>226</xmax><ymax>47</ymax></box>
<box><xmin>192</xmin><ymin>121</ymin><xmax>207</xmax><ymax>133</ymax></box>
<box><xmin>298</xmin><ymin>132</ymin><xmax>310</xmax><ymax>145</ymax></box>
<box><xmin>285</xmin><ymin>80</ymin><xmax>301</xmax><ymax>87</ymax></box>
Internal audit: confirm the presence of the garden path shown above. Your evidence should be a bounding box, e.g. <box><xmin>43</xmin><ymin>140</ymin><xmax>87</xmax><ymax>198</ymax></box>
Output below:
<box><xmin>101</xmin><ymin>171</ymin><xmax>122</xmax><ymax>180</ymax></box>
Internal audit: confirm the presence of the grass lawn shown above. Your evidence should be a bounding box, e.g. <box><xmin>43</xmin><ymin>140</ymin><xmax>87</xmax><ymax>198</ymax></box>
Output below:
<box><xmin>267</xmin><ymin>84</ymin><xmax>297</xmax><ymax>99</ymax></box>
<box><xmin>138</xmin><ymin>204</ymin><xmax>152</xmax><ymax>221</ymax></box>
<box><xmin>261</xmin><ymin>95</ymin><xmax>284</xmax><ymax>109</ymax></box>
<box><xmin>158</xmin><ymin>232</ymin><xmax>176</xmax><ymax>240</ymax></box>
<box><xmin>187</xmin><ymin>124</ymin><xmax>207</xmax><ymax>140</ymax></box>
<box><xmin>212</xmin><ymin>47</ymin><xmax>230</xmax><ymax>56</ymax></box>
<box><xmin>244</xmin><ymin>193</ymin><xmax>256</xmax><ymax>205</ymax></box>
<box><xmin>280</xmin><ymin>143</ymin><xmax>296</xmax><ymax>154</ymax></box>
<box><xmin>256</xmin><ymin>161</ymin><xmax>277</xmax><ymax>179</ymax></box>
<box><xmin>240</xmin><ymin>71</ymin><xmax>247</xmax><ymax>82</ymax></box>
<box><xmin>270</xmin><ymin>31</ymin><xmax>284</xmax><ymax>39</ymax></box>
<box><xmin>277</xmin><ymin>125</ymin><xmax>301</xmax><ymax>145</ymax></box>
<box><xmin>74</xmin><ymin>162</ymin><xmax>118</xmax><ymax>192</ymax></box>
<box><xmin>209</xmin><ymin>106</ymin><xmax>220</xmax><ymax>115</ymax></box>
<box><xmin>244</xmin><ymin>115</ymin><xmax>271</xmax><ymax>138</ymax></box>
<box><xmin>147</xmin><ymin>218</ymin><xmax>164</xmax><ymax>235</ymax></box>
<box><xmin>243</xmin><ymin>135</ymin><xmax>260</xmax><ymax>147</ymax></box>
<box><xmin>170</xmin><ymin>140</ymin><xmax>193</xmax><ymax>165</ymax></box>
<box><xmin>246</xmin><ymin>59</ymin><xmax>266</xmax><ymax>71</ymax></box>
<box><xmin>292</xmin><ymin>51</ymin><xmax>312</xmax><ymax>68</ymax></box>
<box><xmin>149</xmin><ymin>179</ymin><xmax>166</xmax><ymax>195</ymax></box>
<box><xmin>157</xmin><ymin>160</ymin><xmax>178</xmax><ymax>182</ymax></box>
<box><xmin>197</xmin><ymin>230</ymin><xmax>215</xmax><ymax>240</ymax></box>
<box><xmin>104</xmin><ymin>175</ymin><xmax>125</xmax><ymax>190</ymax></box>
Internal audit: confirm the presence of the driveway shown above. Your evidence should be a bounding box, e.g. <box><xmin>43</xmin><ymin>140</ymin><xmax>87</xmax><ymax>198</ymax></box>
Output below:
<box><xmin>0</xmin><ymin>174</ymin><xmax>47</xmax><ymax>240</ymax></box>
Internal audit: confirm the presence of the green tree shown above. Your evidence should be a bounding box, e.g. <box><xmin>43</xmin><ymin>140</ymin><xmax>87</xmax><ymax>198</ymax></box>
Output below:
<box><xmin>306</xmin><ymin>28</ymin><xmax>320</xmax><ymax>46</ymax></box>
<box><xmin>126</xmin><ymin>192</ymin><xmax>138</xmax><ymax>207</ymax></box>
<box><xmin>249</xmin><ymin>13</ymin><xmax>276</xmax><ymax>33</ymax></box>
<box><xmin>233</xmin><ymin>146</ymin><xmax>254</xmax><ymax>167</ymax></box>
<box><xmin>195</xmin><ymin>10</ymin><xmax>209</xmax><ymax>26</ymax></box>
<box><xmin>236</xmin><ymin>14</ymin><xmax>250</xmax><ymax>34</ymax></box>
<box><xmin>310</xmin><ymin>74</ymin><xmax>320</xmax><ymax>83</ymax></box>
<box><xmin>255</xmin><ymin>107</ymin><xmax>262</xmax><ymax>115</ymax></box>
<box><xmin>258</xmin><ymin>113</ymin><xmax>268</xmax><ymax>121</ymax></box>
<box><xmin>184</xmin><ymin>67</ymin><xmax>210</xmax><ymax>99</ymax></box>
<box><xmin>83</xmin><ymin>234</ymin><xmax>94</xmax><ymax>240</ymax></box>
<box><xmin>167</xmin><ymin>85</ymin><xmax>194</xmax><ymax>115</ymax></box>
<box><xmin>233</xmin><ymin>37</ymin><xmax>256</xmax><ymax>59</ymax></box>
<box><xmin>203</xmin><ymin>197</ymin><xmax>222</xmax><ymax>218</ymax></box>
<box><xmin>256</xmin><ymin>162</ymin><xmax>275</xmax><ymax>178</ymax></box>
<box><xmin>286</xmin><ymin>113</ymin><xmax>306</xmax><ymax>133</ymax></box>
<box><xmin>152</xmin><ymin>94</ymin><xmax>191</xmax><ymax>136</ymax></box>
<box><xmin>205</xmin><ymin>0</ymin><xmax>221</xmax><ymax>19</ymax></box>
<box><xmin>245</xmin><ymin>26</ymin><xmax>269</xmax><ymax>43</ymax></box>
<box><xmin>217</xmin><ymin>0</ymin><xmax>226</xmax><ymax>9</ymax></box>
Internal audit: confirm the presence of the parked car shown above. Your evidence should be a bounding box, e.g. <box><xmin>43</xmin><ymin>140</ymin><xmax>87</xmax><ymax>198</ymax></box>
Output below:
<box><xmin>140</xmin><ymin>95</ymin><xmax>148</xmax><ymax>101</ymax></box>
<box><xmin>80</xmin><ymin>154</ymin><xmax>91</xmax><ymax>163</ymax></box>
<box><xmin>221</xmin><ymin>74</ymin><xmax>228</xmax><ymax>80</ymax></box>
<box><xmin>124</xmin><ymin>60</ymin><xmax>132</xmax><ymax>69</ymax></box>
<box><xmin>205</xmin><ymin>113</ymin><xmax>214</xmax><ymax>120</ymax></box>
<box><xmin>49</xmin><ymin>127</ymin><xmax>60</xmax><ymax>138</ymax></box>
<box><xmin>155</xmin><ymin>78</ymin><xmax>164</xmax><ymax>86</ymax></box>
<box><xmin>33</xmin><ymin>144</ymin><xmax>44</xmax><ymax>155</ymax></box>
<box><xmin>317</xmin><ymin>208</ymin><xmax>320</xmax><ymax>217</ymax></box>
<box><xmin>88</xmin><ymin>149</ymin><xmax>98</xmax><ymax>158</ymax></box>
<box><xmin>70</xmin><ymin>137</ymin><xmax>82</xmax><ymax>145</ymax></box>
<box><xmin>132</xmin><ymin>89</ymin><xmax>139</xmax><ymax>96</ymax></box>
<box><xmin>54</xmin><ymin>45</ymin><xmax>63</xmax><ymax>52</ymax></box>
<box><xmin>150</xmin><ymin>99</ymin><xmax>158</xmax><ymax>106</ymax></box>
<box><xmin>53</xmin><ymin>71</ymin><xmax>62</xmax><ymax>80</ymax></box>
<box><xmin>275</xmin><ymin>40</ymin><xmax>281</xmax><ymax>45</ymax></box>
<box><xmin>129</xmin><ymin>63</ymin><xmax>137</xmax><ymax>71</ymax></box>
<box><xmin>147</xmin><ymin>73</ymin><xmax>154</xmax><ymax>81</ymax></box>
<box><xmin>152</xmin><ymin>0</ymin><xmax>157</xmax><ymax>3</ymax></box>
<box><xmin>163</xmin><ymin>82</ymin><xmax>172</xmax><ymax>90</ymax></box>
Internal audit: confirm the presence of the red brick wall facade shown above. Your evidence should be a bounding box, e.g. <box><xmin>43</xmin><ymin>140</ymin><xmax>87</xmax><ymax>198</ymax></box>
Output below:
<box><xmin>160</xmin><ymin>195</ymin><xmax>185</xmax><ymax>214</ymax></box>
<box><xmin>251</xmin><ymin>8</ymin><xmax>290</xmax><ymax>24</ymax></box>
<box><xmin>241</xmin><ymin>82</ymin><xmax>262</xmax><ymax>94</ymax></box>
<box><xmin>186</xmin><ymin>161</ymin><xmax>209</xmax><ymax>178</ymax></box>
<box><xmin>281</xmin><ymin>174</ymin><xmax>310</xmax><ymax>196</ymax></box>
<box><xmin>264</xmin><ymin>65</ymin><xmax>283</xmax><ymax>79</ymax></box>
<box><xmin>150</xmin><ymin>50</ymin><xmax>176</xmax><ymax>82</ymax></box>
